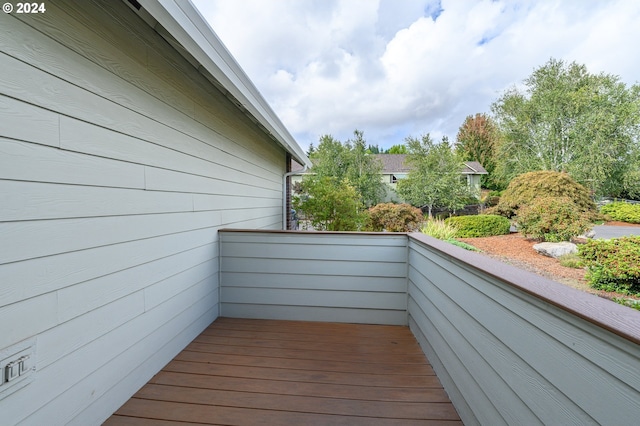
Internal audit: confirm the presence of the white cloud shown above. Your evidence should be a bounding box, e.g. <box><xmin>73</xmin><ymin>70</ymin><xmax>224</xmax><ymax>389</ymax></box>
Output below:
<box><xmin>193</xmin><ymin>0</ymin><xmax>640</xmax><ymax>152</ymax></box>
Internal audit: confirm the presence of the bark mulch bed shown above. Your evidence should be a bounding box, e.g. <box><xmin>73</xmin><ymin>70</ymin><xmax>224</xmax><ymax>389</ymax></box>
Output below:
<box><xmin>459</xmin><ymin>222</ymin><xmax>639</xmax><ymax>302</ymax></box>
<box><xmin>458</xmin><ymin>233</ymin><xmax>589</xmax><ymax>290</ymax></box>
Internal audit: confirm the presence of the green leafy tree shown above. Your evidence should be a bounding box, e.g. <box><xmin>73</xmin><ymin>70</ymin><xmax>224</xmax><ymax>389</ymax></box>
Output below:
<box><xmin>385</xmin><ymin>144</ymin><xmax>408</xmax><ymax>154</ymax></box>
<box><xmin>456</xmin><ymin>113</ymin><xmax>501</xmax><ymax>189</ymax></box>
<box><xmin>396</xmin><ymin>134</ymin><xmax>470</xmax><ymax>217</ymax></box>
<box><xmin>367</xmin><ymin>144</ymin><xmax>381</xmax><ymax>154</ymax></box>
<box><xmin>306</xmin><ymin>143</ymin><xmax>316</xmax><ymax>157</ymax></box>
<box><xmin>345</xmin><ymin>130</ymin><xmax>385</xmax><ymax>206</ymax></box>
<box><xmin>293</xmin><ymin>176</ymin><xmax>367</xmax><ymax>231</ymax></box>
<box><xmin>491</xmin><ymin>58</ymin><xmax>640</xmax><ymax>197</ymax></box>
<box><xmin>310</xmin><ymin>135</ymin><xmax>348</xmax><ymax>179</ymax></box>
<box><xmin>309</xmin><ymin>130</ymin><xmax>385</xmax><ymax>207</ymax></box>
<box><xmin>295</xmin><ymin>131</ymin><xmax>385</xmax><ymax>230</ymax></box>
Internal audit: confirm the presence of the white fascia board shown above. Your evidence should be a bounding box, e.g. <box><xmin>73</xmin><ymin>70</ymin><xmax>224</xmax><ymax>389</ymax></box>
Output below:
<box><xmin>139</xmin><ymin>0</ymin><xmax>312</xmax><ymax>168</ymax></box>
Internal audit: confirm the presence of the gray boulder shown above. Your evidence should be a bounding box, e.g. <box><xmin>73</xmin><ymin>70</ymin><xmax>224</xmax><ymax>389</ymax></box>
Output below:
<box><xmin>580</xmin><ymin>229</ymin><xmax>596</xmax><ymax>239</ymax></box>
<box><xmin>533</xmin><ymin>242</ymin><xmax>578</xmax><ymax>258</ymax></box>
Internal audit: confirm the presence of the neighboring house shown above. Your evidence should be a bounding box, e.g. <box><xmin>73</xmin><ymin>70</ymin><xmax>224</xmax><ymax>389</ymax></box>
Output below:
<box><xmin>0</xmin><ymin>1</ymin><xmax>310</xmax><ymax>424</ymax></box>
<box><xmin>374</xmin><ymin>154</ymin><xmax>411</xmax><ymax>202</ymax></box>
<box><xmin>460</xmin><ymin>160</ymin><xmax>489</xmax><ymax>196</ymax></box>
<box><xmin>290</xmin><ymin>154</ymin><xmax>488</xmax><ymax>203</ymax></box>
<box><xmin>376</xmin><ymin>154</ymin><xmax>488</xmax><ymax>202</ymax></box>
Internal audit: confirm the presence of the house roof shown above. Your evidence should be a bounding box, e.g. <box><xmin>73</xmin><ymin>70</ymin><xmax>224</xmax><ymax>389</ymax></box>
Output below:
<box><xmin>137</xmin><ymin>0</ymin><xmax>312</xmax><ymax>168</ymax></box>
<box><xmin>373</xmin><ymin>154</ymin><xmax>412</xmax><ymax>173</ymax></box>
<box><xmin>375</xmin><ymin>154</ymin><xmax>488</xmax><ymax>175</ymax></box>
<box><xmin>291</xmin><ymin>160</ymin><xmax>307</xmax><ymax>173</ymax></box>
<box><xmin>462</xmin><ymin>161</ymin><xmax>488</xmax><ymax>175</ymax></box>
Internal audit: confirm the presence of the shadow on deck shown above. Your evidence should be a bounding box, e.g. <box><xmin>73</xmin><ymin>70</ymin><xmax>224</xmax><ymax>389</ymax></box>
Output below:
<box><xmin>106</xmin><ymin>317</ymin><xmax>461</xmax><ymax>425</ymax></box>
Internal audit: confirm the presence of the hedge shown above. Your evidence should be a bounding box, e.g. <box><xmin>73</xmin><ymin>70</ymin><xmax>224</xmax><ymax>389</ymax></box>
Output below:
<box><xmin>600</xmin><ymin>202</ymin><xmax>640</xmax><ymax>224</ymax></box>
<box><xmin>445</xmin><ymin>214</ymin><xmax>511</xmax><ymax>238</ymax></box>
<box><xmin>579</xmin><ymin>236</ymin><xmax>640</xmax><ymax>296</ymax></box>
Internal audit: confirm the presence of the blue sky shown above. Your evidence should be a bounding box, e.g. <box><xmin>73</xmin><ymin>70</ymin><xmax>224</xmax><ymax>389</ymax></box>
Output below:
<box><xmin>192</xmin><ymin>0</ymin><xmax>640</xmax><ymax>152</ymax></box>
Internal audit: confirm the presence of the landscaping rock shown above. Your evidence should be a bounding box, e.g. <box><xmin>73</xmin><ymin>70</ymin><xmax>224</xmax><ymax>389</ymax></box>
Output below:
<box><xmin>580</xmin><ymin>229</ymin><xmax>596</xmax><ymax>239</ymax></box>
<box><xmin>533</xmin><ymin>242</ymin><xmax>578</xmax><ymax>258</ymax></box>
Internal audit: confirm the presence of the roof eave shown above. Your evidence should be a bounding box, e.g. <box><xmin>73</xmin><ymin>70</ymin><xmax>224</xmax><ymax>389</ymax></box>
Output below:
<box><xmin>137</xmin><ymin>0</ymin><xmax>312</xmax><ymax>168</ymax></box>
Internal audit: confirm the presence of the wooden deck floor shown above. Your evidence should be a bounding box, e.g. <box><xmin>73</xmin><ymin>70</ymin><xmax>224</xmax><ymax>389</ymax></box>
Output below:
<box><xmin>105</xmin><ymin>317</ymin><xmax>461</xmax><ymax>425</ymax></box>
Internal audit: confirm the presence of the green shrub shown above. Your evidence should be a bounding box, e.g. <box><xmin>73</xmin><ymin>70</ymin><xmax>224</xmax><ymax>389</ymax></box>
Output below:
<box><xmin>445</xmin><ymin>239</ymin><xmax>482</xmax><ymax>252</ymax></box>
<box><xmin>421</xmin><ymin>219</ymin><xmax>458</xmax><ymax>240</ymax></box>
<box><xmin>490</xmin><ymin>171</ymin><xmax>596</xmax><ymax>218</ymax></box>
<box><xmin>483</xmin><ymin>190</ymin><xmax>502</xmax><ymax>207</ymax></box>
<box><xmin>367</xmin><ymin>203</ymin><xmax>424</xmax><ymax>232</ymax></box>
<box><xmin>484</xmin><ymin>195</ymin><xmax>501</xmax><ymax>207</ymax></box>
<box><xmin>612</xmin><ymin>298</ymin><xmax>640</xmax><ymax>311</ymax></box>
<box><xmin>516</xmin><ymin>196</ymin><xmax>593</xmax><ymax>242</ymax></box>
<box><xmin>558</xmin><ymin>253</ymin><xmax>583</xmax><ymax>269</ymax></box>
<box><xmin>444</xmin><ymin>214</ymin><xmax>511</xmax><ymax>238</ymax></box>
<box><xmin>600</xmin><ymin>202</ymin><xmax>640</xmax><ymax>224</ymax></box>
<box><xmin>578</xmin><ymin>236</ymin><xmax>640</xmax><ymax>296</ymax></box>
<box><xmin>293</xmin><ymin>176</ymin><xmax>368</xmax><ymax>231</ymax></box>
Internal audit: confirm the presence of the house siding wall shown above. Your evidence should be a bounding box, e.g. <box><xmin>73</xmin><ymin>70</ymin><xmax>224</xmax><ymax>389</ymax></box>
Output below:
<box><xmin>219</xmin><ymin>231</ymin><xmax>408</xmax><ymax>325</ymax></box>
<box><xmin>407</xmin><ymin>234</ymin><xmax>640</xmax><ymax>425</ymax></box>
<box><xmin>0</xmin><ymin>1</ymin><xmax>286</xmax><ymax>424</ymax></box>
<box><xmin>380</xmin><ymin>173</ymin><xmax>406</xmax><ymax>203</ymax></box>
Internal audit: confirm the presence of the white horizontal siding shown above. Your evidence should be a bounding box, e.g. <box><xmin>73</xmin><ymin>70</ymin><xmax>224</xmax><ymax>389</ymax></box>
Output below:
<box><xmin>1</xmin><ymin>5</ymin><xmax>284</xmax><ymax>178</ymax></box>
<box><xmin>0</xmin><ymin>96</ymin><xmax>60</xmax><ymax>147</ymax></box>
<box><xmin>220</xmin><ymin>273</ymin><xmax>407</xmax><ymax>292</ymax></box>
<box><xmin>1</xmin><ymin>228</ymin><xmax>218</xmax><ymax>308</ymax></box>
<box><xmin>223</xmin><ymin>304</ymin><xmax>407</xmax><ymax>326</ymax></box>
<box><xmin>0</xmin><ymin>211</ymin><xmax>221</xmax><ymax>265</ymax></box>
<box><xmin>407</xmin><ymin>235</ymin><xmax>640</xmax><ymax>426</ymax></box>
<box><xmin>0</xmin><ymin>136</ymin><xmax>145</xmax><ymax>189</ymax></box>
<box><xmin>193</xmin><ymin>193</ymin><xmax>281</xmax><ymax>212</ymax></box>
<box><xmin>13</xmin><ymin>282</ymin><xmax>218</xmax><ymax>426</ymax></box>
<box><xmin>222</xmin><ymin>256</ymin><xmax>406</xmax><ymax>277</ymax></box>
<box><xmin>220</xmin><ymin>231</ymin><xmax>408</xmax><ymax>325</ymax></box>
<box><xmin>0</xmin><ymin>180</ymin><xmax>195</xmax><ymax>222</ymax></box>
<box><xmin>0</xmin><ymin>2</ymin><xmax>287</xmax><ymax>424</ymax></box>
<box><xmin>59</xmin><ymin>116</ymin><xmax>281</xmax><ymax>190</ymax></box>
<box><xmin>69</xmin><ymin>304</ymin><xmax>218</xmax><ymax>426</ymax></box>
<box><xmin>56</xmin><ymin>244</ymin><xmax>217</xmax><ymax>323</ymax></box>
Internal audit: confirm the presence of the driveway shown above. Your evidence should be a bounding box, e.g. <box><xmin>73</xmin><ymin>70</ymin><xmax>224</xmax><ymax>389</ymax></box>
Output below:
<box><xmin>592</xmin><ymin>224</ymin><xmax>640</xmax><ymax>239</ymax></box>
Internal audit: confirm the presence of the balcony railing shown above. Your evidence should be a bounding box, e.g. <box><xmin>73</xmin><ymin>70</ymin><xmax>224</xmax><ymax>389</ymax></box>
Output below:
<box><xmin>217</xmin><ymin>229</ymin><xmax>640</xmax><ymax>425</ymax></box>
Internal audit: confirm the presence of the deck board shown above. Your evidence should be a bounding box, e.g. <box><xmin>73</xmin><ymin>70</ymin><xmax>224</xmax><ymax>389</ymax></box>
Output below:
<box><xmin>105</xmin><ymin>318</ymin><xmax>461</xmax><ymax>425</ymax></box>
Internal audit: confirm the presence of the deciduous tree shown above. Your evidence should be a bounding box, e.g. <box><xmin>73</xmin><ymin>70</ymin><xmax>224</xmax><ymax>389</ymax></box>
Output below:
<box><xmin>346</xmin><ymin>130</ymin><xmax>385</xmax><ymax>206</ymax></box>
<box><xmin>308</xmin><ymin>130</ymin><xmax>385</xmax><ymax>207</ymax></box>
<box><xmin>385</xmin><ymin>144</ymin><xmax>408</xmax><ymax>154</ymax></box>
<box><xmin>491</xmin><ymin>58</ymin><xmax>640</xmax><ymax>198</ymax></box>
<box><xmin>456</xmin><ymin>113</ymin><xmax>501</xmax><ymax>189</ymax></box>
<box><xmin>396</xmin><ymin>134</ymin><xmax>470</xmax><ymax>217</ymax></box>
<box><xmin>367</xmin><ymin>144</ymin><xmax>381</xmax><ymax>154</ymax></box>
<box><xmin>294</xmin><ymin>131</ymin><xmax>385</xmax><ymax>230</ymax></box>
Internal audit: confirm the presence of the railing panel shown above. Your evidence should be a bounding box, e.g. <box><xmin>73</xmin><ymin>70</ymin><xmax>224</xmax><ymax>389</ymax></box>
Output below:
<box><xmin>408</xmin><ymin>233</ymin><xmax>640</xmax><ymax>425</ymax></box>
<box><xmin>219</xmin><ymin>230</ymin><xmax>640</xmax><ymax>424</ymax></box>
<box><xmin>219</xmin><ymin>230</ymin><xmax>408</xmax><ymax>325</ymax></box>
